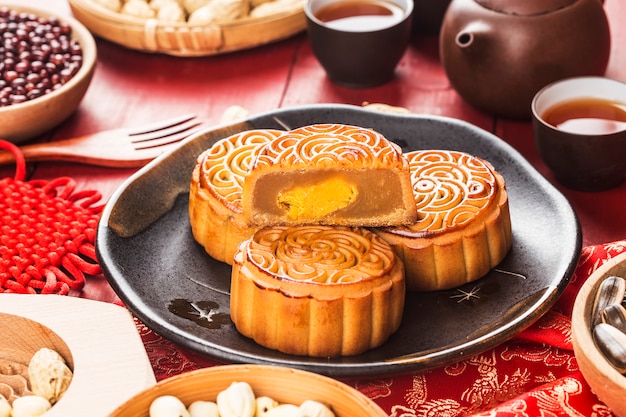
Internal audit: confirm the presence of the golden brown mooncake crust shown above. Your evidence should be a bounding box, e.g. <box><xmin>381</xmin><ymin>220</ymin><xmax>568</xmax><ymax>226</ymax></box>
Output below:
<box><xmin>189</xmin><ymin>129</ymin><xmax>284</xmax><ymax>264</ymax></box>
<box><xmin>241</xmin><ymin>124</ymin><xmax>417</xmax><ymax>227</ymax></box>
<box><xmin>230</xmin><ymin>225</ymin><xmax>406</xmax><ymax>357</ymax></box>
<box><xmin>373</xmin><ymin>150</ymin><xmax>512</xmax><ymax>291</ymax></box>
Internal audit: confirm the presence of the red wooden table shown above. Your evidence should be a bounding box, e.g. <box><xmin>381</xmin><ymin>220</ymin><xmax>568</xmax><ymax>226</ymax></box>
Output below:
<box><xmin>2</xmin><ymin>1</ymin><xmax>626</xmax><ymax>415</ymax></box>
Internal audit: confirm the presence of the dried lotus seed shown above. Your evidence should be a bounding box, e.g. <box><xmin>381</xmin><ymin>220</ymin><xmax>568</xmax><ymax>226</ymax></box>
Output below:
<box><xmin>187</xmin><ymin>400</ymin><xmax>219</xmax><ymax>417</ymax></box>
<box><xmin>10</xmin><ymin>396</ymin><xmax>51</xmax><ymax>417</ymax></box>
<box><xmin>256</xmin><ymin>396</ymin><xmax>280</xmax><ymax>416</ymax></box>
<box><xmin>149</xmin><ymin>381</ymin><xmax>338</xmax><ymax>417</ymax></box>
<box><xmin>362</xmin><ymin>102</ymin><xmax>411</xmax><ymax>114</ymax></box>
<box><xmin>0</xmin><ymin>398</ymin><xmax>9</xmax><ymax>417</ymax></box>
<box><xmin>150</xmin><ymin>395</ymin><xmax>191</xmax><ymax>417</ymax></box>
<box><xmin>265</xmin><ymin>404</ymin><xmax>304</xmax><ymax>417</ymax></box>
<box><xmin>216</xmin><ymin>381</ymin><xmax>256</xmax><ymax>417</ymax></box>
<box><xmin>299</xmin><ymin>400</ymin><xmax>336</xmax><ymax>417</ymax></box>
<box><xmin>220</xmin><ymin>105</ymin><xmax>250</xmax><ymax>124</ymax></box>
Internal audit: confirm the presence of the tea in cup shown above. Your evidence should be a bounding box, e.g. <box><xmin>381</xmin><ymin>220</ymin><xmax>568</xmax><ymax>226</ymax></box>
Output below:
<box><xmin>531</xmin><ymin>76</ymin><xmax>626</xmax><ymax>191</ymax></box>
<box><xmin>304</xmin><ymin>0</ymin><xmax>414</xmax><ymax>88</ymax></box>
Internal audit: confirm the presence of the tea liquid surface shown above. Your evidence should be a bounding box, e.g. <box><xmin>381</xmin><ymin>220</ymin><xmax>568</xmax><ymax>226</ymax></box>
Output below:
<box><xmin>315</xmin><ymin>0</ymin><xmax>404</xmax><ymax>31</ymax></box>
<box><xmin>542</xmin><ymin>97</ymin><xmax>626</xmax><ymax>135</ymax></box>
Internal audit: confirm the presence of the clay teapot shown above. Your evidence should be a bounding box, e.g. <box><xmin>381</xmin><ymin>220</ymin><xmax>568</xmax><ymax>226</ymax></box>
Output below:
<box><xmin>439</xmin><ymin>0</ymin><xmax>611</xmax><ymax>119</ymax></box>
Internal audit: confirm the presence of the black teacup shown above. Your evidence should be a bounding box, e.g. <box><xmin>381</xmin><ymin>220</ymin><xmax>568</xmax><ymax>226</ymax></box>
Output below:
<box><xmin>304</xmin><ymin>0</ymin><xmax>414</xmax><ymax>88</ymax></box>
<box><xmin>532</xmin><ymin>76</ymin><xmax>626</xmax><ymax>192</ymax></box>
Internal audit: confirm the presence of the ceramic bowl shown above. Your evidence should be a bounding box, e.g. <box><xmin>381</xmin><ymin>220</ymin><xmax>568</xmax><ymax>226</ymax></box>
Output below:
<box><xmin>571</xmin><ymin>251</ymin><xmax>626</xmax><ymax>417</ymax></box>
<box><xmin>0</xmin><ymin>2</ymin><xmax>97</xmax><ymax>144</ymax></box>
<box><xmin>109</xmin><ymin>364</ymin><xmax>388</xmax><ymax>417</ymax></box>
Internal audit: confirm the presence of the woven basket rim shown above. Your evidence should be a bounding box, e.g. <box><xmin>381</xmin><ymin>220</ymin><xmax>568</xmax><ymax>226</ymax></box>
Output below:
<box><xmin>69</xmin><ymin>0</ymin><xmax>304</xmax><ymax>30</ymax></box>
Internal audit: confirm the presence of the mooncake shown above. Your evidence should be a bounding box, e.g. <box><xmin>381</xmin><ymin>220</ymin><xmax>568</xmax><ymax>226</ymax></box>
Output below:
<box><xmin>241</xmin><ymin>123</ymin><xmax>417</xmax><ymax>227</ymax></box>
<box><xmin>230</xmin><ymin>225</ymin><xmax>406</xmax><ymax>357</ymax></box>
<box><xmin>189</xmin><ymin>129</ymin><xmax>284</xmax><ymax>264</ymax></box>
<box><xmin>373</xmin><ymin>150</ymin><xmax>512</xmax><ymax>291</ymax></box>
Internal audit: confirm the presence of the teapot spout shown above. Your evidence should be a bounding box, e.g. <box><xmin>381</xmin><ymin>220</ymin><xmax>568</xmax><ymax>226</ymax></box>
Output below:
<box><xmin>455</xmin><ymin>21</ymin><xmax>491</xmax><ymax>49</ymax></box>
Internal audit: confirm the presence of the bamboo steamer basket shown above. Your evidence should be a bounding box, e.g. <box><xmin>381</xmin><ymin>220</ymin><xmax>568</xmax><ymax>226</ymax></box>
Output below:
<box><xmin>109</xmin><ymin>364</ymin><xmax>389</xmax><ymax>416</ymax></box>
<box><xmin>68</xmin><ymin>0</ymin><xmax>305</xmax><ymax>56</ymax></box>
<box><xmin>572</xmin><ymin>251</ymin><xmax>626</xmax><ymax>417</ymax></box>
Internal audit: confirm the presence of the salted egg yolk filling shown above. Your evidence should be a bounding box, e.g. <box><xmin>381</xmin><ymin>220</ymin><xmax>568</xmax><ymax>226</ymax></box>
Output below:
<box><xmin>277</xmin><ymin>177</ymin><xmax>358</xmax><ymax>221</ymax></box>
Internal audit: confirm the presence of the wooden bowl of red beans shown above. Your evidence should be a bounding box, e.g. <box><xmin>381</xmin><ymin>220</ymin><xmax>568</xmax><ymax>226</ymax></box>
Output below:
<box><xmin>0</xmin><ymin>2</ymin><xmax>96</xmax><ymax>144</ymax></box>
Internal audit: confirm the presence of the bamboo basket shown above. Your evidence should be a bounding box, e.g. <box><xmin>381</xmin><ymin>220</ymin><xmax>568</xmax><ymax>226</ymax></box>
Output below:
<box><xmin>68</xmin><ymin>0</ymin><xmax>306</xmax><ymax>56</ymax></box>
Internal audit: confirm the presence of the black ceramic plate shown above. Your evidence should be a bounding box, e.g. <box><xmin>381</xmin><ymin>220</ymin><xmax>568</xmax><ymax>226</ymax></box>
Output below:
<box><xmin>97</xmin><ymin>104</ymin><xmax>581</xmax><ymax>378</ymax></box>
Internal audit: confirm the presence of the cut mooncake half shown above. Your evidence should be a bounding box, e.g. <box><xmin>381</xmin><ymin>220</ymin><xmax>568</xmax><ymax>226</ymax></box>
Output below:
<box><xmin>373</xmin><ymin>150</ymin><xmax>512</xmax><ymax>291</ymax></box>
<box><xmin>189</xmin><ymin>129</ymin><xmax>284</xmax><ymax>264</ymax></box>
<box><xmin>241</xmin><ymin>124</ymin><xmax>417</xmax><ymax>227</ymax></box>
<box><xmin>230</xmin><ymin>225</ymin><xmax>406</xmax><ymax>357</ymax></box>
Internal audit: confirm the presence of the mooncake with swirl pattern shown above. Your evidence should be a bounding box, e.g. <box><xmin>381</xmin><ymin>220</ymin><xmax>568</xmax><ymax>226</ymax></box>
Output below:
<box><xmin>189</xmin><ymin>129</ymin><xmax>284</xmax><ymax>264</ymax></box>
<box><xmin>242</xmin><ymin>124</ymin><xmax>417</xmax><ymax>227</ymax></box>
<box><xmin>230</xmin><ymin>225</ymin><xmax>406</xmax><ymax>357</ymax></box>
<box><xmin>373</xmin><ymin>150</ymin><xmax>512</xmax><ymax>291</ymax></box>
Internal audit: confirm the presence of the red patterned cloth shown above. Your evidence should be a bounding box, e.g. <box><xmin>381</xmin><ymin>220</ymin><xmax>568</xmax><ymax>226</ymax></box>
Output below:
<box><xmin>136</xmin><ymin>240</ymin><xmax>626</xmax><ymax>417</ymax></box>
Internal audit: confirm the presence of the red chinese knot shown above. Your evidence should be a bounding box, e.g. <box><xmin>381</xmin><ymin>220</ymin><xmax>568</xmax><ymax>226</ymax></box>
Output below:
<box><xmin>0</xmin><ymin>140</ymin><xmax>103</xmax><ymax>294</ymax></box>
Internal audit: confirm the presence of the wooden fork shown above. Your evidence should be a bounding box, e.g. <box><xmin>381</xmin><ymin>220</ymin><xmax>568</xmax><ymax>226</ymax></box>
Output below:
<box><xmin>0</xmin><ymin>114</ymin><xmax>203</xmax><ymax>168</ymax></box>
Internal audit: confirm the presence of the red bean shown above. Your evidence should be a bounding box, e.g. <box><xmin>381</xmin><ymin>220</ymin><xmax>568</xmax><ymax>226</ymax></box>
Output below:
<box><xmin>26</xmin><ymin>72</ymin><xmax>39</xmax><ymax>84</ymax></box>
<box><xmin>10</xmin><ymin>94</ymin><xmax>26</xmax><ymax>104</ymax></box>
<box><xmin>14</xmin><ymin>60</ymin><xmax>29</xmax><ymax>74</ymax></box>
<box><xmin>3</xmin><ymin>57</ymin><xmax>15</xmax><ymax>70</ymax></box>
<box><xmin>4</xmin><ymin>70</ymin><xmax>18</xmax><ymax>82</ymax></box>
<box><xmin>0</xmin><ymin>6</ymin><xmax>83</xmax><ymax>107</ymax></box>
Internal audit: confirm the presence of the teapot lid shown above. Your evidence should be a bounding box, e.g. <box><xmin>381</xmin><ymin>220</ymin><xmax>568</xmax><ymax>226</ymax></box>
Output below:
<box><xmin>475</xmin><ymin>0</ymin><xmax>577</xmax><ymax>15</ymax></box>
